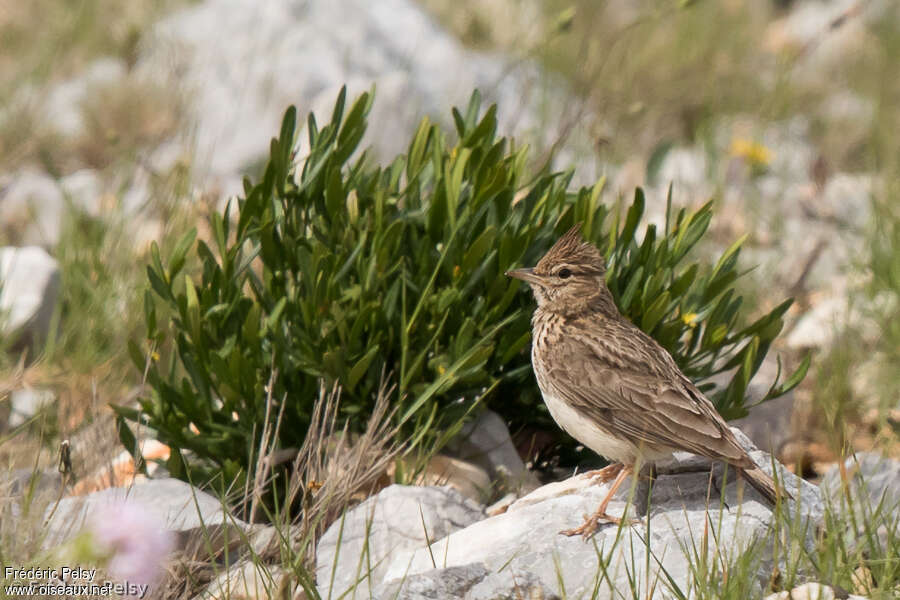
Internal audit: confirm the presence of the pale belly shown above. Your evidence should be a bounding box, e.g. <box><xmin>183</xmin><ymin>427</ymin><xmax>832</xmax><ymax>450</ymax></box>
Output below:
<box><xmin>541</xmin><ymin>392</ymin><xmax>637</xmax><ymax>462</ymax></box>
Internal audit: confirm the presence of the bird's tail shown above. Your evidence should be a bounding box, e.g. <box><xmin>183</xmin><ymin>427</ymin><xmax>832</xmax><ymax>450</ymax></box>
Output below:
<box><xmin>738</xmin><ymin>465</ymin><xmax>793</xmax><ymax>505</ymax></box>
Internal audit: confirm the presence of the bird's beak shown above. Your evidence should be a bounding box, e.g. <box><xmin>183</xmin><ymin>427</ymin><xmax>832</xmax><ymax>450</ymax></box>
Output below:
<box><xmin>505</xmin><ymin>267</ymin><xmax>542</xmax><ymax>286</ymax></box>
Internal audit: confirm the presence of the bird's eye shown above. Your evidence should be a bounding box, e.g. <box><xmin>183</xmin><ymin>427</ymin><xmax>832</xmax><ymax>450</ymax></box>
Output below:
<box><xmin>558</xmin><ymin>268</ymin><xmax>572</xmax><ymax>279</ymax></box>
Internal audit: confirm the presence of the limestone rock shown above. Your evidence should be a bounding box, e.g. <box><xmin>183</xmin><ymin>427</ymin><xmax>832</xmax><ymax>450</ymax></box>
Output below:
<box><xmin>375</xmin><ymin>563</ymin><xmax>558</xmax><ymax>600</ymax></box>
<box><xmin>60</xmin><ymin>169</ymin><xmax>104</xmax><ymax>216</ymax></box>
<box><xmin>418</xmin><ymin>454</ymin><xmax>492</xmax><ymax>503</ymax></box>
<box><xmin>136</xmin><ymin>0</ymin><xmax>596</xmax><ymax>197</ymax></box>
<box><xmin>383</xmin><ymin>429</ymin><xmax>822</xmax><ymax>598</ymax></box>
<box><xmin>7</xmin><ymin>388</ymin><xmax>56</xmax><ymax>429</ymax></box>
<box><xmin>786</xmin><ymin>297</ymin><xmax>849</xmax><ymax>349</ymax></box>
<box><xmin>198</xmin><ymin>561</ymin><xmax>292</xmax><ymax>600</ymax></box>
<box><xmin>0</xmin><ymin>246</ymin><xmax>60</xmax><ymax>347</ymax></box>
<box><xmin>764</xmin><ymin>582</ymin><xmax>843</xmax><ymax>600</ymax></box>
<box><xmin>316</xmin><ymin>484</ymin><xmax>484</xmax><ymax>599</ymax></box>
<box><xmin>447</xmin><ymin>409</ymin><xmax>541</xmax><ymax>493</ymax></box>
<box><xmin>375</xmin><ymin>564</ymin><xmax>489</xmax><ymax>600</ymax></box>
<box><xmin>44</xmin><ymin>478</ymin><xmax>248</xmax><ymax>550</ymax></box>
<box><xmin>0</xmin><ymin>170</ymin><xmax>64</xmax><ymax>247</ymax></box>
<box><xmin>43</xmin><ymin>57</ymin><xmax>128</xmax><ymax>139</ymax></box>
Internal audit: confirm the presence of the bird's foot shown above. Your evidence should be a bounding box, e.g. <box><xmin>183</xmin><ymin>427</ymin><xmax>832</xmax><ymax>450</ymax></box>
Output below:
<box><xmin>582</xmin><ymin>463</ymin><xmax>624</xmax><ymax>484</ymax></box>
<box><xmin>560</xmin><ymin>511</ymin><xmax>640</xmax><ymax>540</ymax></box>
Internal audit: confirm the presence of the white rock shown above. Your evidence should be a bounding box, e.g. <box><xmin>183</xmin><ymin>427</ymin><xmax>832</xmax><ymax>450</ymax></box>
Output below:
<box><xmin>418</xmin><ymin>454</ymin><xmax>491</xmax><ymax>503</ymax></box>
<box><xmin>821</xmin><ymin>173</ymin><xmax>872</xmax><ymax>230</ymax></box>
<box><xmin>43</xmin><ymin>57</ymin><xmax>128</xmax><ymax>139</ymax></box>
<box><xmin>8</xmin><ymin>388</ymin><xmax>56</xmax><ymax>428</ymax></box>
<box><xmin>820</xmin><ymin>91</ymin><xmax>874</xmax><ymax>129</ymax></box>
<box><xmin>316</xmin><ymin>484</ymin><xmax>484</xmax><ymax>600</ymax></box>
<box><xmin>506</xmin><ymin>472</ymin><xmax>597</xmax><ymax>512</ymax></box>
<box><xmin>484</xmin><ymin>493</ymin><xmax>516</xmax><ymax>517</ymax></box>
<box><xmin>764</xmin><ymin>1</ymin><xmax>886</xmax><ymax>85</ymax></box>
<box><xmin>198</xmin><ymin>561</ymin><xmax>290</xmax><ymax>600</ymax></box>
<box><xmin>384</xmin><ymin>430</ymin><xmax>822</xmax><ymax>598</ymax></box>
<box><xmin>787</xmin><ymin>582</ymin><xmax>835</xmax><ymax>600</ymax></box>
<box><xmin>657</xmin><ymin>146</ymin><xmax>709</xmax><ymax>191</ymax></box>
<box><xmin>135</xmin><ymin>0</ymin><xmax>598</xmax><ymax>197</ymax></box>
<box><xmin>0</xmin><ymin>170</ymin><xmax>64</xmax><ymax>247</ymax></box>
<box><xmin>374</xmin><ymin>563</ymin><xmax>556</xmax><ymax>600</ymax></box>
<box><xmin>60</xmin><ymin>169</ymin><xmax>104</xmax><ymax>216</ymax></box>
<box><xmin>0</xmin><ymin>246</ymin><xmax>60</xmax><ymax>345</ymax></box>
<box><xmin>446</xmin><ymin>409</ymin><xmax>540</xmax><ymax>493</ymax></box>
<box><xmin>785</xmin><ymin>297</ymin><xmax>849</xmax><ymax>349</ymax></box>
<box><xmin>44</xmin><ymin>478</ymin><xmax>247</xmax><ymax>548</ymax></box>
<box><xmin>785</xmin><ymin>295</ymin><xmax>879</xmax><ymax>349</ymax></box>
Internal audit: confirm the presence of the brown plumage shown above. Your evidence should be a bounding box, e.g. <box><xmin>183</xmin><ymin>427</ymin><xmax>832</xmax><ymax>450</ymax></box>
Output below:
<box><xmin>506</xmin><ymin>224</ymin><xmax>789</xmax><ymax>538</ymax></box>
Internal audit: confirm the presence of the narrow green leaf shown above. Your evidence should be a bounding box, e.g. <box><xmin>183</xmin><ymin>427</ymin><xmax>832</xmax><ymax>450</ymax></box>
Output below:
<box><xmin>710</xmin><ymin>234</ymin><xmax>747</xmax><ymax>282</ymax></box>
<box><xmin>330</xmin><ymin>85</ymin><xmax>347</xmax><ymax>127</ymax></box>
<box><xmin>325</xmin><ymin>165</ymin><xmax>344</xmax><ymax>220</ymax></box>
<box><xmin>147</xmin><ymin>265</ymin><xmax>173</xmax><ymax>303</ymax></box>
<box><xmin>641</xmin><ymin>290</ymin><xmax>671</xmax><ymax>333</ymax></box>
<box><xmin>445</xmin><ymin>147</ymin><xmax>471</xmax><ymax>226</ymax></box>
<box><xmin>619</xmin><ymin>189</ymin><xmax>645</xmax><ymax>249</ymax></box>
<box><xmin>184</xmin><ymin>275</ymin><xmax>201</xmax><ymax>344</ymax></box>
<box><xmin>347</xmin><ymin>345</ymin><xmax>380</xmax><ymax>391</ymax></box>
<box><xmin>464</xmin><ymin>104</ymin><xmax>497</xmax><ymax>147</ymax></box>
<box><xmin>451</xmin><ymin>107</ymin><xmax>466</xmax><ymax>137</ymax></box>
<box><xmin>407</xmin><ymin>117</ymin><xmax>432</xmax><ymax>180</ymax></box>
<box><xmin>266</xmin><ymin>297</ymin><xmax>287</xmax><ymax>332</ymax></box>
<box><xmin>168</xmin><ymin>228</ymin><xmax>197</xmax><ymax>281</ymax></box>
<box><xmin>127</xmin><ymin>339</ymin><xmax>146</xmax><ymax>372</ymax></box>
<box><xmin>461</xmin><ymin>226</ymin><xmax>496</xmax><ymax>273</ymax></box>
<box><xmin>150</xmin><ymin>241</ymin><xmax>166</xmax><ymax>284</ymax></box>
<box><xmin>115</xmin><ymin>415</ymin><xmax>147</xmax><ymax>475</ymax></box>
<box><xmin>618</xmin><ymin>266</ymin><xmax>644</xmax><ymax>311</ymax></box>
<box><xmin>279</xmin><ymin>105</ymin><xmax>297</xmax><ymax>150</ymax></box>
<box><xmin>766</xmin><ymin>353</ymin><xmax>811</xmax><ymax>399</ymax></box>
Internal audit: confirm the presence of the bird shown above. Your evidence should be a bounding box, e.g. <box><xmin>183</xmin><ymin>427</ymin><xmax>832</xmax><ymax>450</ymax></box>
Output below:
<box><xmin>506</xmin><ymin>224</ymin><xmax>790</xmax><ymax>538</ymax></box>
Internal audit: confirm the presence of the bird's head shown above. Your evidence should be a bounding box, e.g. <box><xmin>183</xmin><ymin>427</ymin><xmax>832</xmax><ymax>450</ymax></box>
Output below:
<box><xmin>505</xmin><ymin>224</ymin><xmax>611</xmax><ymax>313</ymax></box>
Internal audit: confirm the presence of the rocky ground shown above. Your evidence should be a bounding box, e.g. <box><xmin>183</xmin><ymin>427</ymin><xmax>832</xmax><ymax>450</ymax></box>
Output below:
<box><xmin>14</xmin><ymin>410</ymin><xmax>897</xmax><ymax>598</ymax></box>
<box><xmin>1</xmin><ymin>0</ymin><xmax>898</xmax><ymax>598</ymax></box>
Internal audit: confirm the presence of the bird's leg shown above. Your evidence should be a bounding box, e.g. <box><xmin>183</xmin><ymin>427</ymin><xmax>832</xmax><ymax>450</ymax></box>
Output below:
<box><xmin>561</xmin><ymin>464</ymin><xmax>637</xmax><ymax>539</ymax></box>
<box><xmin>581</xmin><ymin>462</ymin><xmax>624</xmax><ymax>483</ymax></box>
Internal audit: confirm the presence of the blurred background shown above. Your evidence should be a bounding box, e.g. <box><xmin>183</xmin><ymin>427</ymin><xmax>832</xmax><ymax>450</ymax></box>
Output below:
<box><xmin>0</xmin><ymin>0</ymin><xmax>898</xmax><ymax>496</ymax></box>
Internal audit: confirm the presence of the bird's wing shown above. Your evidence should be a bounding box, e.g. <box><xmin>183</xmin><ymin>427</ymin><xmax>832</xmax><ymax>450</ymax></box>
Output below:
<box><xmin>546</xmin><ymin>319</ymin><xmax>753</xmax><ymax>467</ymax></box>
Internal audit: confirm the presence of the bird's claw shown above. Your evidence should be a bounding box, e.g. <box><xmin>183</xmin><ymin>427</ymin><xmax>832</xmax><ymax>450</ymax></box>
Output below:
<box><xmin>560</xmin><ymin>512</ymin><xmax>641</xmax><ymax>540</ymax></box>
<box><xmin>560</xmin><ymin>515</ymin><xmax>601</xmax><ymax>539</ymax></box>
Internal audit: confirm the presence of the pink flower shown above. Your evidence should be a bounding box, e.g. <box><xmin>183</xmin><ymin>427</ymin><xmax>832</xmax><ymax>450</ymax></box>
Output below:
<box><xmin>90</xmin><ymin>500</ymin><xmax>176</xmax><ymax>587</ymax></box>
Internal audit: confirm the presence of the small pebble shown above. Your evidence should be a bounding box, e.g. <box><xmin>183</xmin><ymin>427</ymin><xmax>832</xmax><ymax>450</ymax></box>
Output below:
<box><xmin>765</xmin><ymin>583</ymin><xmax>840</xmax><ymax>600</ymax></box>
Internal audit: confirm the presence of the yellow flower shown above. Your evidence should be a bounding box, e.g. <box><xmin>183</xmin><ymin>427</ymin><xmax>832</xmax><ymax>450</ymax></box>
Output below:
<box><xmin>681</xmin><ymin>312</ymin><xmax>699</xmax><ymax>328</ymax></box>
<box><xmin>729</xmin><ymin>138</ymin><xmax>773</xmax><ymax>168</ymax></box>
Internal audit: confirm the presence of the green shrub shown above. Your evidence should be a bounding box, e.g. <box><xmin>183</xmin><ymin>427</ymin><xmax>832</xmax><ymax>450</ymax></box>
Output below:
<box><xmin>116</xmin><ymin>88</ymin><xmax>807</xmax><ymax>499</ymax></box>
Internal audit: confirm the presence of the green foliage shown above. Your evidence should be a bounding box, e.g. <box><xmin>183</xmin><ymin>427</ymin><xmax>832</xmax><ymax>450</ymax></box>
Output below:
<box><xmin>116</xmin><ymin>88</ymin><xmax>806</xmax><ymax>495</ymax></box>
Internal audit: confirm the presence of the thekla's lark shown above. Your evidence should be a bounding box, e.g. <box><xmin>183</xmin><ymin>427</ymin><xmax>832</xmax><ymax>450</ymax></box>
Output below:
<box><xmin>507</xmin><ymin>225</ymin><xmax>789</xmax><ymax>538</ymax></box>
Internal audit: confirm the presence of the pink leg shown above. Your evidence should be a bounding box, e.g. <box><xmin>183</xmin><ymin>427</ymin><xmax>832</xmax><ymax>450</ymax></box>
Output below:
<box><xmin>561</xmin><ymin>464</ymin><xmax>638</xmax><ymax>539</ymax></box>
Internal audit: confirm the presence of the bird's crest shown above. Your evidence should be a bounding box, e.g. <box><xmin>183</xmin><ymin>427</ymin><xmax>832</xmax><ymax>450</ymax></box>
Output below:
<box><xmin>536</xmin><ymin>224</ymin><xmax>606</xmax><ymax>275</ymax></box>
